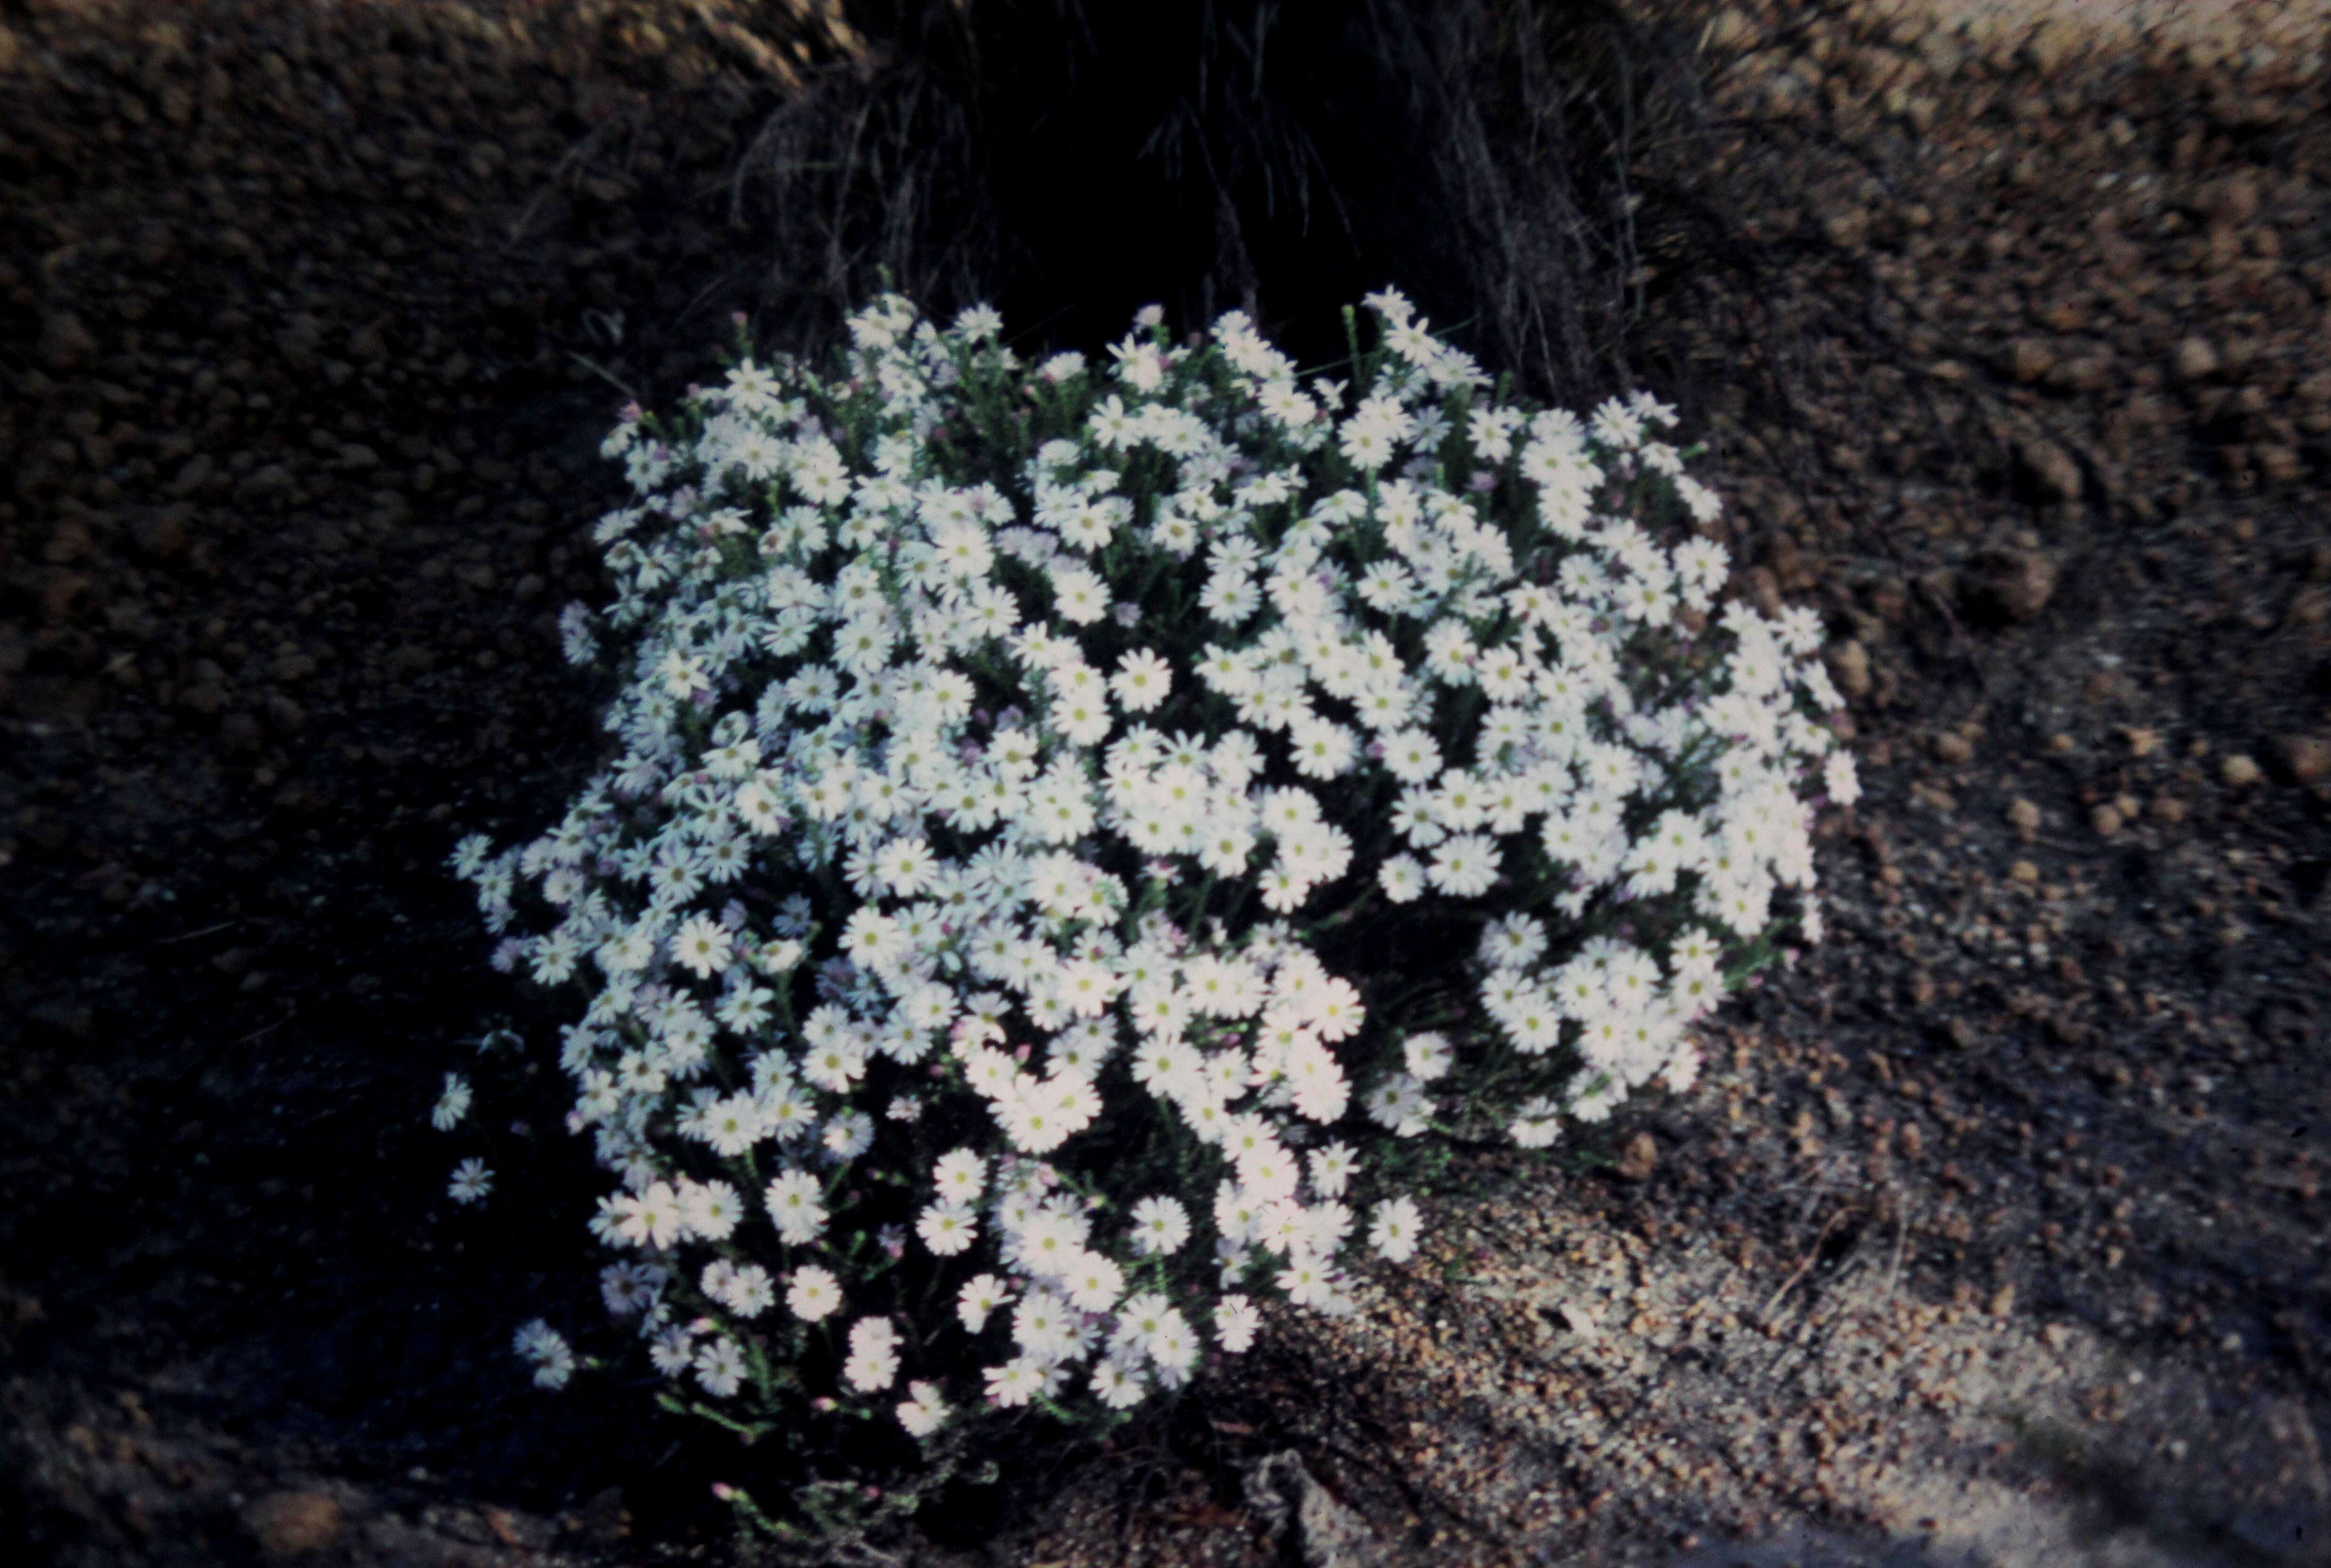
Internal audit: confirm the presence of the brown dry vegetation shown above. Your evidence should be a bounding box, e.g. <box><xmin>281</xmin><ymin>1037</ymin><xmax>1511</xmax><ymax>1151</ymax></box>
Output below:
<box><xmin>3</xmin><ymin>1</ymin><xmax>2330</xmax><ymax>1566</ymax></box>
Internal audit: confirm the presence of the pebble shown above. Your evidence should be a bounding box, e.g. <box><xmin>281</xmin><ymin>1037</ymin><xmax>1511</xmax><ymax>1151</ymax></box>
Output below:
<box><xmin>2016</xmin><ymin>437</ymin><xmax>2083</xmax><ymax>503</ymax></box>
<box><xmin>2005</xmin><ymin>338</ymin><xmax>2055</xmax><ymax>384</ymax></box>
<box><xmin>2006</xmin><ymin>798</ymin><xmax>2042</xmax><ymax>838</ymax></box>
<box><xmin>235</xmin><ymin>464</ymin><xmax>292</xmax><ymax>501</ymax></box>
<box><xmin>2174</xmin><ymin>336</ymin><xmax>2221</xmax><ymax>381</ymax></box>
<box><xmin>43</xmin><ymin>519</ymin><xmax>92</xmax><ymax>564</ymax></box>
<box><xmin>242</xmin><ymin>1490</ymin><xmax>342</xmax><ymax>1558</ymax></box>
<box><xmin>2019</xmin><ymin>19</ymin><xmax>2081</xmax><ymax>77</ymax></box>
<box><xmin>218</xmin><ymin>712</ymin><xmax>263</xmax><ymax>754</ymax></box>
<box><xmin>1705</xmin><ymin>8</ymin><xmax>1753</xmax><ymax>51</ymax></box>
<box><xmin>133</xmin><ymin>507</ymin><xmax>190</xmax><ymax>561</ymax></box>
<box><xmin>2204</xmin><ymin>170</ymin><xmax>2260</xmax><ymax>223</ymax></box>
<box><xmin>1961</xmin><ymin>549</ymin><xmax>2057</xmax><ymax>624</ymax></box>
<box><xmin>1617</xmin><ymin>1133</ymin><xmax>1659</xmax><ymax>1182</ymax></box>
<box><xmin>40</xmin><ymin>311</ymin><xmax>96</xmax><ymax>371</ymax></box>
<box><xmin>1827</xmin><ymin>639</ymin><xmax>1872</xmax><ymax>701</ymax></box>
<box><xmin>2278</xmin><ymin>734</ymin><xmax>2329</xmax><ymax>783</ymax></box>
<box><xmin>1931</xmin><ymin>732</ymin><xmax>1972</xmax><ymax>765</ymax></box>
<box><xmin>168</xmin><ymin>455</ymin><xmax>216</xmax><ymax>498</ymax></box>
<box><xmin>2220</xmin><ymin>753</ymin><xmax>2262</xmax><ymax>789</ymax></box>
<box><xmin>40</xmin><ymin>572</ymin><xmax>89</xmax><ymax>626</ymax></box>
<box><xmin>2091</xmin><ymin>802</ymin><xmax>2124</xmax><ymax>836</ymax></box>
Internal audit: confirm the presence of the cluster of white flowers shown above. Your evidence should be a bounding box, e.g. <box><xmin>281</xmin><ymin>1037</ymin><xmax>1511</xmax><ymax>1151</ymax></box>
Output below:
<box><xmin>451</xmin><ymin>288</ymin><xmax>1849</xmax><ymax>1457</ymax></box>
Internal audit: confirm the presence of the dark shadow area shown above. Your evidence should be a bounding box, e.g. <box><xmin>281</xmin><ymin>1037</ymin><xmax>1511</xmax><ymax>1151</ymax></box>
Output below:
<box><xmin>740</xmin><ymin>0</ymin><xmax>1730</xmax><ymax>408</ymax></box>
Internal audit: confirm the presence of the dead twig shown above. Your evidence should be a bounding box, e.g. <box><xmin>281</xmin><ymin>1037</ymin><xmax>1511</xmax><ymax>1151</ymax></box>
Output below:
<box><xmin>1881</xmin><ymin>1199</ymin><xmax>1912</xmax><ymax>1305</ymax></box>
<box><xmin>149</xmin><ymin>919</ymin><xmax>243</xmax><ymax>949</ymax></box>
<box><xmin>1759</xmin><ymin>1205</ymin><xmax>1847</xmax><ymax>1326</ymax></box>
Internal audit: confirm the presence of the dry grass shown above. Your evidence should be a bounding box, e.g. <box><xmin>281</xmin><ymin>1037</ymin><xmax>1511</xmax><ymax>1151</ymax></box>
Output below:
<box><xmin>730</xmin><ymin>0</ymin><xmax>1732</xmax><ymax>408</ymax></box>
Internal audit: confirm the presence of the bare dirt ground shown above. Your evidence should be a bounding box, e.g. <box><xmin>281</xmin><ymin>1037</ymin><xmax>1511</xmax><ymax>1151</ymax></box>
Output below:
<box><xmin>3</xmin><ymin>1</ymin><xmax>2329</xmax><ymax>1566</ymax></box>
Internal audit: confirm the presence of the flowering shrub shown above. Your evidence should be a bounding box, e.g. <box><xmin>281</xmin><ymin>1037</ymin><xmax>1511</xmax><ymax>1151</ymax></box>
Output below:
<box><xmin>449</xmin><ymin>288</ymin><xmax>1853</xmax><ymax>1531</ymax></box>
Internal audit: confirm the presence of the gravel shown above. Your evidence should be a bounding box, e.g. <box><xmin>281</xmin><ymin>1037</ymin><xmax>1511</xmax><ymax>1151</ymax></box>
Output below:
<box><xmin>3</xmin><ymin>1</ymin><xmax>2328</xmax><ymax>1565</ymax></box>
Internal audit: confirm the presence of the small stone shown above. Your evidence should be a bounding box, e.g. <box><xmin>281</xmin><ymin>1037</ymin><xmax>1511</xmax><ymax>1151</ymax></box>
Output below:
<box><xmin>2221</xmin><ymin>753</ymin><xmax>2262</xmax><ymax>789</ymax></box>
<box><xmin>2019</xmin><ymin>19</ymin><xmax>2079</xmax><ymax>76</ymax></box>
<box><xmin>218</xmin><ymin>712</ymin><xmax>264</xmax><ymax>754</ymax></box>
<box><xmin>2010</xmin><ymin>860</ymin><xmax>2040</xmax><ymax>885</ymax></box>
<box><xmin>2048</xmin><ymin>734</ymin><xmax>2075</xmax><ymax>754</ymax></box>
<box><xmin>234</xmin><ymin>464</ymin><xmax>292</xmax><ymax>500</ymax></box>
<box><xmin>40</xmin><ymin>311</ymin><xmax>97</xmax><ymax>371</ymax></box>
<box><xmin>2278</xmin><ymin>735</ymin><xmax>2329</xmax><ymax>783</ymax></box>
<box><xmin>134</xmin><ymin>507</ymin><xmax>190</xmax><ymax>561</ymax></box>
<box><xmin>2016</xmin><ymin>437</ymin><xmax>2083</xmax><ymax>503</ymax></box>
<box><xmin>42</xmin><ymin>519</ymin><xmax>92</xmax><ymax>564</ymax></box>
<box><xmin>278</xmin><ymin>312</ymin><xmax>325</xmax><ymax>355</ymax></box>
<box><xmin>1818</xmin><ymin>205</ymin><xmax>1874</xmax><ymax>250</ymax></box>
<box><xmin>1616</xmin><ymin>1132</ymin><xmax>1658</xmax><ymax>1182</ymax></box>
<box><xmin>571</xmin><ymin>1487</ymin><xmax>630</xmax><ymax>1545</ymax></box>
<box><xmin>2007</xmin><ymin>798</ymin><xmax>2042</xmax><ymax>838</ymax></box>
<box><xmin>39</xmin><ymin>572</ymin><xmax>89</xmax><ymax>626</ymax></box>
<box><xmin>2091</xmin><ymin>802</ymin><xmax>2124</xmax><ymax>836</ymax></box>
<box><xmin>1988</xmin><ymin>1283</ymin><xmax>2017</xmax><ymax>1318</ymax></box>
<box><xmin>1826</xmin><ymin>639</ymin><xmax>1872</xmax><ymax>701</ymax></box>
<box><xmin>1705</xmin><ymin>8</ymin><xmax>1753</xmax><ymax>50</ymax></box>
<box><xmin>2005</xmin><ymin>338</ymin><xmax>2055</xmax><ymax>384</ymax></box>
<box><xmin>2044</xmin><ymin>355</ymin><xmax>2114</xmax><ymax>393</ymax></box>
<box><xmin>2258</xmin><ymin>445</ymin><xmax>2302</xmax><ymax>483</ymax></box>
<box><xmin>2204</xmin><ymin>170</ymin><xmax>2260</xmax><ymax>224</ymax></box>
<box><xmin>1961</xmin><ymin>549</ymin><xmax>2057</xmax><ymax>624</ymax></box>
<box><xmin>2174</xmin><ymin>336</ymin><xmax>2220</xmax><ymax>382</ymax></box>
<box><xmin>1931</xmin><ymin>731</ymin><xmax>1972</xmax><ymax>765</ymax></box>
<box><xmin>2150</xmin><ymin>795</ymin><xmax>2187</xmax><ymax>823</ymax></box>
<box><xmin>168</xmin><ymin>454</ymin><xmax>216</xmax><ymax>498</ymax></box>
<box><xmin>242</xmin><ymin>1490</ymin><xmax>342</xmax><ymax>1558</ymax></box>
<box><xmin>2124</xmin><ymin>727</ymin><xmax>2159</xmax><ymax>757</ymax></box>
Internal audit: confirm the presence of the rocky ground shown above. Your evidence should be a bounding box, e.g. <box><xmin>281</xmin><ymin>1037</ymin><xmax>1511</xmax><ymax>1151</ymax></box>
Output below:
<box><xmin>3</xmin><ymin>1</ymin><xmax>2329</xmax><ymax>1566</ymax></box>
